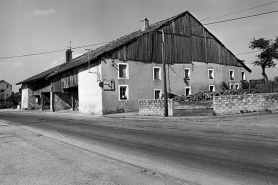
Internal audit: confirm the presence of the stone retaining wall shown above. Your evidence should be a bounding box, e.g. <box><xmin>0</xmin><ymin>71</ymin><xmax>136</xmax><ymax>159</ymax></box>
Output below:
<box><xmin>139</xmin><ymin>99</ymin><xmax>173</xmax><ymax>116</ymax></box>
<box><xmin>174</xmin><ymin>100</ymin><xmax>213</xmax><ymax>109</ymax></box>
<box><xmin>213</xmin><ymin>93</ymin><xmax>278</xmax><ymax>115</ymax></box>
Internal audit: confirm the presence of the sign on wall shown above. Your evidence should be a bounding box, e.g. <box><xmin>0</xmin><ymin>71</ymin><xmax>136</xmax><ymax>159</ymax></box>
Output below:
<box><xmin>99</xmin><ymin>80</ymin><xmax>115</xmax><ymax>91</ymax></box>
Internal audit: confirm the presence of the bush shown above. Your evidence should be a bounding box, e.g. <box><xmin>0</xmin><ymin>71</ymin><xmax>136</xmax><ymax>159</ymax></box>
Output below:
<box><xmin>221</xmin><ymin>82</ymin><xmax>229</xmax><ymax>90</ymax></box>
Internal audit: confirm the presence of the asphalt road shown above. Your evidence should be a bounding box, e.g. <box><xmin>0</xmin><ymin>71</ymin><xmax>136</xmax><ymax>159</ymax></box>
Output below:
<box><xmin>1</xmin><ymin>110</ymin><xmax>278</xmax><ymax>185</ymax></box>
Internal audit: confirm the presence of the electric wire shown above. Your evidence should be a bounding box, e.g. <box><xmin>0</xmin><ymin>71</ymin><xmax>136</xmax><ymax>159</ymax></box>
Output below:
<box><xmin>161</xmin><ymin>9</ymin><xmax>278</xmax><ymax>33</ymax></box>
<box><xmin>168</xmin><ymin>65</ymin><xmax>184</xmax><ymax>80</ymax></box>
<box><xmin>1</xmin><ymin>9</ymin><xmax>278</xmax><ymax>60</ymax></box>
<box><xmin>203</xmin><ymin>10</ymin><xmax>278</xmax><ymax>26</ymax></box>
<box><xmin>236</xmin><ymin>51</ymin><xmax>260</xmax><ymax>55</ymax></box>
<box><xmin>201</xmin><ymin>1</ymin><xmax>278</xmax><ymax>22</ymax></box>
<box><xmin>0</xmin><ymin>42</ymin><xmax>109</xmax><ymax>60</ymax></box>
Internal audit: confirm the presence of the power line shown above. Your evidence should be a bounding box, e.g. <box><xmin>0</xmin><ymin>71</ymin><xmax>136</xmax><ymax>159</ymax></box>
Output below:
<box><xmin>0</xmin><ymin>42</ymin><xmax>109</xmax><ymax>60</ymax></box>
<box><xmin>168</xmin><ymin>65</ymin><xmax>184</xmax><ymax>80</ymax></box>
<box><xmin>1</xmin><ymin>10</ymin><xmax>278</xmax><ymax>61</ymax></box>
<box><xmin>0</xmin><ymin>49</ymin><xmax>66</xmax><ymax>60</ymax></box>
<box><xmin>160</xmin><ymin>10</ymin><xmax>278</xmax><ymax>33</ymax></box>
<box><xmin>201</xmin><ymin>1</ymin><xmax>278</xmax><ymax>22</ymax></box>
<box><xmin>204</xmin><ymin>10</ymin><xmax>278</xmax><ymax>26</ymax></box>
<box><xmin>236</xmin><ymin>50</ymin><xmax>260</xmax><ymax>55</ymax></box>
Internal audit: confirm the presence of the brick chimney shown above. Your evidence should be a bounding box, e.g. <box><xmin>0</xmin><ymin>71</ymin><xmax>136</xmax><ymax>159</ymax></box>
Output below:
<box><xmin>66</xmin><ymin>49</ymin><xmax>73</xmax><ymax>62</ymax></box>
<box><xmin>140</xmin><ymin>18</ymin><xmax>149</xmax><ymax>31</ymax></box>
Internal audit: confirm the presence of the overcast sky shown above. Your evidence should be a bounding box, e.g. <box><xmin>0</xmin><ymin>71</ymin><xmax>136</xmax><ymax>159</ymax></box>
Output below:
<box><xmin>1</xmin><ymin>0</ymin><xmax>278</xmax><ymax>92</ymax></box>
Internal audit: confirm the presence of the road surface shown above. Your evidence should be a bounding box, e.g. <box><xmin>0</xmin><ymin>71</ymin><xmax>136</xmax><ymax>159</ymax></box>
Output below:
<box><xmin>1</xmin><ymin>110</ymin><xmax>278</xmax><ymax>185</ymax></box>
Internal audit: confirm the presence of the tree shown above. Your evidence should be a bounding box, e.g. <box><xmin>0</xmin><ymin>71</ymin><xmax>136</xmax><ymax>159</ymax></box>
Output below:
<box><xmin>249</xmin><ymin>37</ymin><xmax>278</xmax><ymax>83</ymax></box>
<box><xmin>6</xmin><ymin>92</ymin><xmax>21</xmax><ymax>108</ymax></box>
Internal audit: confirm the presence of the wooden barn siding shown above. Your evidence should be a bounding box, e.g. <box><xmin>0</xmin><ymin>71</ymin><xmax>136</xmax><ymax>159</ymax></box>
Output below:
<box><xmin>51</xmin><ymin>69</ymin><xmax>78</xmax><ymax>92</ymax></box>
<box><xmin>61</xmin><ymin>70</ymin><xmax>78</xmax><ymax>89</ymax></box>
<box><xmin>111</xmin><ymin>13</ymin><xmax>241</xmax><ymax>67</ymax></box>
<box><xmin>52</xmin><ymin>75</ymin><xmax>62</xmax><ymax>92</ymax></box>
<box><xmin>32</xmin><ymin>80</ymin><xmax>51</xmax><ymax>95</ymax></box>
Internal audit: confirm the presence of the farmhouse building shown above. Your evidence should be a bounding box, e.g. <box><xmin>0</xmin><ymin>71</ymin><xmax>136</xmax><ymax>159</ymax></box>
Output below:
<box><xmin>0</xmin><ymin>80</ymin><xmax>12</xmax><ymax>100</ymax></box>
<box><xmin>17</xmin><ymin>11</ymin><xmax>251</xmax><ymax>115</ymax></box>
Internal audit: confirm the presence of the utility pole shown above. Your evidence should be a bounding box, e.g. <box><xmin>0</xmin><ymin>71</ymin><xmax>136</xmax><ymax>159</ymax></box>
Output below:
<box><xmin>160</xmin><ymin>30</ymin><xmax>168</xmax><ymax>117</ymax></box>
<box><xmin>85</xmin><ymin>49</ymin><xmax>93</xmax><ymax>73</ymax></box>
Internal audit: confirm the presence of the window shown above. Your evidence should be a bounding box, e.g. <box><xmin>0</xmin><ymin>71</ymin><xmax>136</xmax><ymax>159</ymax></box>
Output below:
<box><xmin>208</xmin><ymin>69</ymin><xmax>214</xmax><ymax>79</ymax></box>
<box><xmin>230</xmin><ymin>84</ymin><xmax>234</xmax><ymax>90</ymax></box>
<box><xmin>235</xmin><ymin>84</ymin><xmax>239</xmax><ymax>90</ymax></box>
<box><xmin>154</xmin><ymin>89</ymin><xmax>162</xmax><ymax>99</ymax></box>
<box><xmin>241</xmin><ymin>71</ymin><xmax>246</xmax><ymax>81</ymax></box>
<box><xmin>6</xmin><ymin>85</ymin><xmax>8</xmax><ymax>88</ymax></box>
<box><xmin>229</xmin><ymin>70</ymin><xmax>235</xmax><ymax>80</ymax></box>
<box><xmin>185</xmin><ymin>87</ymin><xmax>191</xmax><ymax>96</ymax></box>
<box><xmin>118</xmin><ymin>63</ymin><xmax>128</xmax><ymax>79</ymax></box>
<box><xmin>209</xmin><ymin>85</ymin><xmax>215</xmax><ymax>92</ymax></box>
<box><xmin>184</xmin><ymin>68</ymin><xmax>190</xmax><ymax>79</ymax></box>
<box><xmin>36</xmin><ymin>97</ymin><xmax>40</xmax><ymax>104</ymax></box>
<box><xmin>153</xmin><ymin>67</ymin><xmax>161</xmax><ymax>80</ymax></box>
<box><xmin>119</xmin><ymin>85</ymin><xmax>128</xmax><ymax>100</ymax></box>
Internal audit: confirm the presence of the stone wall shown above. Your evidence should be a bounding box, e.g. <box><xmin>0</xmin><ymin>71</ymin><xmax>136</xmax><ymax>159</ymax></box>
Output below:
<box><xmin>174</xmin><ymin>100</ymin><xmax>213</xmax><ymax>109</ymax></box>
<box><xmin>213</xmin><ymin>93</ymin><xmax>278</xmax><ymax>115</ymax></box>
<box><xmin>139</xmin><ymin>99</ymin><xmax>173</xmax><ymax>116</ymax></box>
<box><xmin>173</xmin><ymin>100</ymin><xmax>213</xmax><ymax>116</ymax></box>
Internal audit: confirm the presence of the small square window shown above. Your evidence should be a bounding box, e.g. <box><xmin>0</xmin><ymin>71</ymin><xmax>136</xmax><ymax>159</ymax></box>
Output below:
<box><xmin>209</xmin><ymin>85</ymin><xmax>215</xmax><ymax>92</ymax></box>
<box><xmin>154</xmin><ymin>89</ymin><xmax>162</xmax><ymax>99</ymax></box>
<box><xmin>241</xmin><ymin>72</ymin><xmax>246</xmax><ymax>81</ymax></box>
<box><xmin>119</xmin><ymin>85</ymin><xmax>128</xmax><ymax>100</ymax></box>
<box><xmin>119</xmin><ymin>64</ymin><xmax>128</xmax><ymax>78</ymax></box>
<box><xmin>184</xmin><ymin>68</ymin><xmax>190</xmax><ymax>79</ymax></box>
<box><xmin>229</xmin><ymin>70</ymin><xmax>235</xmax><ymax>81</ymax></box>
<box><xmin>153</xmin><ymin>67</ymin><xmax>161</xmax><ymax>80</ymax></box>
<box><xmin>208</xmin><ymin>69</ymin><xmax>214</xmax><ymax>79</ymax></box>
<box><xmin>185</xmin><ymin>87</ymin><xmax>191</xmax><ymax>96</ymax></box>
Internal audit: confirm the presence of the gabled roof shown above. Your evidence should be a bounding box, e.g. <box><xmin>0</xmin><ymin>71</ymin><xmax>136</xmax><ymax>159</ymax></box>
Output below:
<box><xmin>48</xmin><ymin>11</ymin><xmax>251</xmax><ymax>77</ymax></box>
<box><xmin>47</xmin><ymin>11</ymin><xmax>190</xmax><ymax>78</ymax></box>
<box><xmin>18</xmin><ymin>11</ymin><xmax>251</xmax><ymax>84</ymax></box>
<box><xmin>0</xmin><ymin>80</ymin><xmax>12</xmax><ymax>86</ymax></box>
<box><xmin>16</xmin><ymin>63</ymin><xmax>64</xmax><ymax>85</ymax></box>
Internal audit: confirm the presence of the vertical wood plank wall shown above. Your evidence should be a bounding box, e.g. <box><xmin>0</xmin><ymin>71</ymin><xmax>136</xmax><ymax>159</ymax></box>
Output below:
<box><xmin>110</xmin><ymin>13</ymin><xmax>242</xmax><ymax>67</ymax></box>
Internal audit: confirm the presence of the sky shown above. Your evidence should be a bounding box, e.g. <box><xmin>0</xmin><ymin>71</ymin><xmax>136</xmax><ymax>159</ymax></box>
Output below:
<box><xmin>1</xmin><ymin>0</ymin><xmax>278</xmax><ymax>92</ymax></box>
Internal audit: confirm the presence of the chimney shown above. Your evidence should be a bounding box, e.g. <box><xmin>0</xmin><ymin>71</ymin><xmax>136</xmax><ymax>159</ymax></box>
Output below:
<box><xmin>140</xmin><ymin>18</ymin><xmax>149</xmax><ymax>31</ymax></box>
<box><xmin>66</xmin><ymin>49</ymin><xmax>73</xmax><ymax>62</ymax></box>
